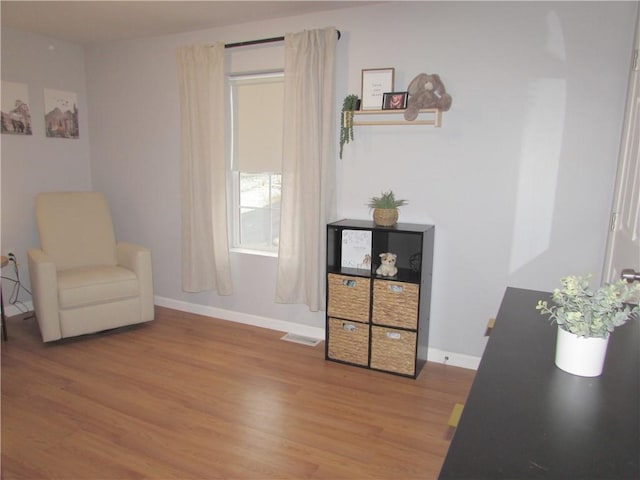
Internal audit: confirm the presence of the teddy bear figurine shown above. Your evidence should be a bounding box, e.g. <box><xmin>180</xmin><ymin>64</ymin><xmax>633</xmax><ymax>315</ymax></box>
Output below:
<box><xmin>376</xmin><ymin>252</ymin><xmax>398</xmax><ymax>277</ymax></box>
<box><xmin>404</xmin><ymin>73</ymin><xmax>452</xmax><ymax>121</ymax></box>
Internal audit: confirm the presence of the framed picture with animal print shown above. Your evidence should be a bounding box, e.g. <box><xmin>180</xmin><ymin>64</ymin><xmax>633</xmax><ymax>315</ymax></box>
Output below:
<box><xmin>341</xmin><ymin>229</ymin><xmax>372</xmax><ymax>270</ymax></box>
<box><xmin>1</xmin><ymin>81</ymin><xmax>32</xmax><ymax>135</ymax></box>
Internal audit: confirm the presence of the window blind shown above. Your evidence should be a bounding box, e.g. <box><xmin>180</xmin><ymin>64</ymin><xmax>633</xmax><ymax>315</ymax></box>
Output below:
<box><xmin>231</xmin><ymin>74</ymin><xmax>283</xmax><ymax>173</ymax></box>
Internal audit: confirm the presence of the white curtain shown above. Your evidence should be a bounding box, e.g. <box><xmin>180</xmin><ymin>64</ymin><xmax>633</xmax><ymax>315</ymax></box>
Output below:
<box><xmin>275</xmin><ymin>27</ymin><xmax>338</xmax><ymax>310</ymax></box>
<box><xmin>177</xmin><ymin>44</ymin><xmax>233</xmax><ymax>295</ymax></box>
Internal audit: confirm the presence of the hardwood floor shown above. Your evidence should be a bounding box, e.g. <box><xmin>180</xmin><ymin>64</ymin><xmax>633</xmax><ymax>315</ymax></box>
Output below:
<box><xmin>1</xmin><ymin>307</ymin><xmax>475</xmax><ymax>479</ymax></box>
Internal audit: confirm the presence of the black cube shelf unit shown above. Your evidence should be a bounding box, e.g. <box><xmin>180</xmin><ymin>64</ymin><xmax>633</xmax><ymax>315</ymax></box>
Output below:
<box><xmin>325</xmin><ymin>219</ymin><xmax>434</xmax><ymax>378</ymax></box>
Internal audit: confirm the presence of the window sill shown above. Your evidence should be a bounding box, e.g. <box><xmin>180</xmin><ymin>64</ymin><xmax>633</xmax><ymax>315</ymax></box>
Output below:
<box><xmin>230</xmin><ymin>247</ymin><xmax>278</xmax><ymax>258</ymax></box>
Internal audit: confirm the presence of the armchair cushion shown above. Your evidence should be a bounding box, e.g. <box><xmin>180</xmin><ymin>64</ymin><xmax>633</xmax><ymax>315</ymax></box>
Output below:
<box><xmin>57</xmin><ymin>266</ymin><xmax>139</xmax><ymax>309</ymax></box>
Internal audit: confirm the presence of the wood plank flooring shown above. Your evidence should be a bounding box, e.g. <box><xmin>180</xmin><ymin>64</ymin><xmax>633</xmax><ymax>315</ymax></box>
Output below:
<box><xmin>1</xmin><ymin>307</ymin><xmax>475</xmax><ymax>479</ymax></box>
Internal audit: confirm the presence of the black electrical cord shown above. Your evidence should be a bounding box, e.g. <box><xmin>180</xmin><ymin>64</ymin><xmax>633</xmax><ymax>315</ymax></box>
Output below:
<box><xmin>2</xmin><ymin>257</ymin><xmax>32</xmax><ymax>313</ymax></box>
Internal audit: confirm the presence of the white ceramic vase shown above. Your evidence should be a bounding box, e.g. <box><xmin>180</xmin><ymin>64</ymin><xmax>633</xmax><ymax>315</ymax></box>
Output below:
<box><xmin>554</xmin><ymin>326</ymin><xmax>610</xmax><ymax>377</ymax></box>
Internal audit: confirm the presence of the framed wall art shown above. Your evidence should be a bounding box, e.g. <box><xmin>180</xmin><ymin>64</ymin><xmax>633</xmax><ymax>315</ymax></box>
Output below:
<box><xmin>361</xmin><ymin>68</ymin><xmax>394</xmax><ymax>110</ymax></box>
<box><xmin>44</xmin><ymin>88</ymin><xmax>79</xmax><ymax>139</ymax></box>
<box><xmin>1</xmin><ymin>81</ymin><xmax>33</xmax><ymax>135</ymax></box>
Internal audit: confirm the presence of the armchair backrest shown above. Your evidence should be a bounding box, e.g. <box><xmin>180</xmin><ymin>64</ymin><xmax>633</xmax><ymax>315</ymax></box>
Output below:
<box><xmin>35</xmin><ymin>192</ymin><xmax>118</xmax><ymax>270</ymax></box>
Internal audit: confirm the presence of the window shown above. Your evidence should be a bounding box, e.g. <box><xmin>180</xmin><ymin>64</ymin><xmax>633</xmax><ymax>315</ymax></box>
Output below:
<box><xmin>229</xmin><ymin>72</ymin><xmax>284</xmax><ymax>254</ymax></box>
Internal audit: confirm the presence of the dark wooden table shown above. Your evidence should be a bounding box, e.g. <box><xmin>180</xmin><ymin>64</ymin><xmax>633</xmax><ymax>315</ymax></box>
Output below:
<box><xmin>439</xmin><ymin>287</ymin><xmax>639</xmax><ymax>480</ymax></box>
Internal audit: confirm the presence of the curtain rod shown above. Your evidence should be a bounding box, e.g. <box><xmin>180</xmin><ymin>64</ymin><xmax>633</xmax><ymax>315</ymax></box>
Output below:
<box><xmin>225</xmin><ymin>30</ymin><xmax>341</xmax><ymax>49</ymax></box>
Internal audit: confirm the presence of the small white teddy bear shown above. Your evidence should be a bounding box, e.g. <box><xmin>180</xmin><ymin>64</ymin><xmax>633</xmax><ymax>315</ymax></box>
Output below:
<box><xmin>376</xmin><ymin>252</ymin><xmax>398</xmax><ymax>277</ymax></box>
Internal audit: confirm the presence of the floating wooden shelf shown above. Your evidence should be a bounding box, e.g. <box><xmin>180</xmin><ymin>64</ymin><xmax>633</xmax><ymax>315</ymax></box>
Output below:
<box><xmin>344</xmin><ymin>108</ymin><xmax>442</xmax><ymax>127</ymax></box>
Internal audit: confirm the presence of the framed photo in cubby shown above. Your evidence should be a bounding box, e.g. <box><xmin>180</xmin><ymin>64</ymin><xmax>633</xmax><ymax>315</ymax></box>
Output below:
<box><xmin>341</xmin><ymin>229</ymin><xmax>372</xmax><ymax>270</ymax></box>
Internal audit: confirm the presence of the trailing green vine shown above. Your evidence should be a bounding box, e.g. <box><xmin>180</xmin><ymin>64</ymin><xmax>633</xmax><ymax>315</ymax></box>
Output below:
<box><xmin>340</xmin><ymin>94</ymin><xmax>360</xmax><ymax>158</ymax></box>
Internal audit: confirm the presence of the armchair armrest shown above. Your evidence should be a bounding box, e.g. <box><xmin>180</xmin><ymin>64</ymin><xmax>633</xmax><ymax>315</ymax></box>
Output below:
<box><xmin>27</xmin><ymin>248</ymin><xmax>62</xmax><ymax>342</ymax></box>
<box><xmin>116</xmin><ymin>242</ymin><xmax>154</xmax><ymax>321</ymax></box>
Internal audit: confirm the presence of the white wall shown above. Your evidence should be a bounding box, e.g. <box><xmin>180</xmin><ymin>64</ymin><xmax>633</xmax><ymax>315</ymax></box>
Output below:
<box><xmin>1</xmin><ymin>28</ymin><xmax>92</xmax><ymax>312</ymax></box>
<box><xmin>3</xmin><ymin>2</ymin><xmax>637</xmax><ymax>360</ymax></box>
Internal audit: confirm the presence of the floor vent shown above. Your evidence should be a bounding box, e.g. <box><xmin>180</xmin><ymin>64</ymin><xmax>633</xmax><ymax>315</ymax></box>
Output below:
<box><xmin>280</xmin><ymin>333</ymin><xmax>322</xmax><ymax>347</ymax></box>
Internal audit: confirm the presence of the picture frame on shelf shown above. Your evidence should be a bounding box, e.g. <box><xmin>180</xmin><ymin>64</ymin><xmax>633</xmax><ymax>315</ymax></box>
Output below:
<box><xmin>341</xmin><ymin>229</ymin><xmax>372</xmax><ymax>270</ymax></box>
<box><xmin>382</xmin><ymin>92</ymin><xmax>408</xmax><ymax>110</ymax></box>
<box><xmin>361</xmin><ymin>68</ymin><xmax>394</xmax><ymax>110</ymax></box>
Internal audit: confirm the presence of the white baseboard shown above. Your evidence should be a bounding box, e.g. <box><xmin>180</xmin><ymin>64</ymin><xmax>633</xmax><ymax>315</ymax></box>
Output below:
<box><xmin>427</xmin><ymin>347</ymin><xmax>481</xmax><ymax>370</ymax></box>
<box><xmin>154</xmin><ymin>296</ymin><xmax>480</xmax><ymax>371</ymax></box>
<box><xmin>154</xmin><ymin>296</ymin><xmax>326</xmax><ymax>340</ymax></box>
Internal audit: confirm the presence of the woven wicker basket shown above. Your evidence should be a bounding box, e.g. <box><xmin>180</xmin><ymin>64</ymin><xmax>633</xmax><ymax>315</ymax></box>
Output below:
<box><xmin>370</xmin><ymin>326</ymin><xmax>416</xmax><ymax>376</ymax></box>
<box><xmin>372</xmin><ymin>280</ymin><xmax>419</xmax><ymax>329</ymax></box>
<box><xmin>327</xmin><ymin>317</ymin><xmax>370</xmax><ymax>366</ymax></box>
<box><xmin>373</xmin><ymin>208</ymin><xmax>398</xmax><ymax>227</ymax></box>
<box><xmin>327</xmin><ymin>274</ymin><xmax>370</xmax><ymax>323</ymax></box>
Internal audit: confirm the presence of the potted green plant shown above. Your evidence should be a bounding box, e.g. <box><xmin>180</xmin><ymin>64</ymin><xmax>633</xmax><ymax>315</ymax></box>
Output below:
<box><xmin>340</xmin><ymin>94</ymin><xmax>360</xmax><ymax>159</ymax></box>
<box><xmin>367</xmin><ymin>190</ymin><xmax>408</xmax><ymax>227</ymax></box>
<box><xmin>536</xmin><ymin>274</ymin><xmax>640</xmax><ymax>377</ymax></box>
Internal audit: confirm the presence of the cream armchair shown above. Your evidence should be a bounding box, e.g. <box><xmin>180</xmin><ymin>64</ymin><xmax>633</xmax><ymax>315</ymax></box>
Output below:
<box><xmin>27</xmin><ymin>192</ymin><xmax>154</xmax><ymax>342</ymax></box>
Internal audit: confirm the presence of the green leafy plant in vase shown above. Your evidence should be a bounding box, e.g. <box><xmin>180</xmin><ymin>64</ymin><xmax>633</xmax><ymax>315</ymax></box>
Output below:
<box><xmin>340</xmin><ymin>94</ymin><xmax>360</xmax><ymax>159</ymax></box>
<box><xmin>367</xmin><ymin>190</ymin><xmax>408</xmax><ymax>227</ymax></box>
<box><xmin>536</xmin><ymin>274</ymin><xmax>640</xmax><ymax>338</ymax></box>
<box><xmin>536</xmin><ymin>273</ymin><xmax>640</xmax><ymax>376</ymax></box>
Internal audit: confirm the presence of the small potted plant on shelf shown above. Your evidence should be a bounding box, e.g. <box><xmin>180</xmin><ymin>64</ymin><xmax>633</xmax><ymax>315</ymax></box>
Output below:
<box><xmin>340</xmin><ymin>94</ymin><xmax>360</xmax><ymax>159</ymax></box>
<box><xmin>367</xmin><ymin>190</ymin><xmax>408</xmax><ymax>227</ymax></box>
<box><xmin>536</xmin><ymin>273</ymin><xmax>640</xmax><ymax>377</ymax></box>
